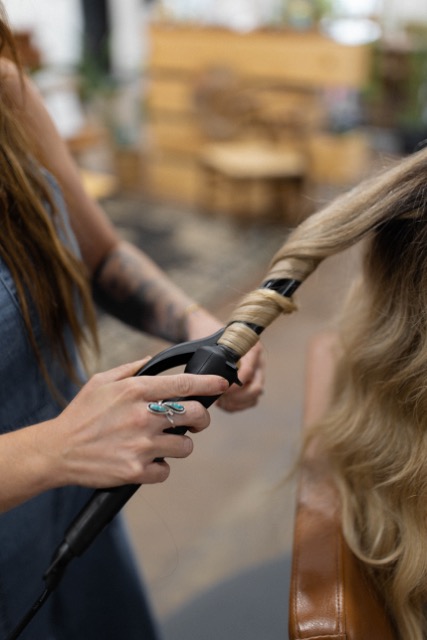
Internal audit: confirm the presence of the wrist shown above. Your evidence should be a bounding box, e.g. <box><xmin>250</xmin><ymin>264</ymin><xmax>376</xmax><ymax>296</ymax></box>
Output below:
<box><xmin>30</xmin><ymin>418</ymin><xmax>69</xmax><ymax>490</ymax></box>
<box><xmin>178</xmin><ymin>302</ymin><xmax>202</xmax><ymax>341</ymax></box>
<box><xmin>0</xmin><ymin>419</ymin><xmax>64</xmax><ymax>512</ymax></box>
<box><xmin>182</xmin><ymin>304</ymin><xmax>224</xmax><ymax>342</ymax></box>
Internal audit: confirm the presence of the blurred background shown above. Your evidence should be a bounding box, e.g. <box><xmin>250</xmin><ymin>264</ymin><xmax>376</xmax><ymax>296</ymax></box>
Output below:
<box><xmin>4</xmin><ymin>1</ymin><xmax>427</xmax><ymax>637</ymax></box>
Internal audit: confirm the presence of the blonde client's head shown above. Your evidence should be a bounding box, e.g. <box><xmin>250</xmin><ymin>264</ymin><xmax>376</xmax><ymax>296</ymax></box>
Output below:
<box><xmin>220</xmin><ymin>146</ymin><xmax>427</xmax><ymax>639</ymax></box>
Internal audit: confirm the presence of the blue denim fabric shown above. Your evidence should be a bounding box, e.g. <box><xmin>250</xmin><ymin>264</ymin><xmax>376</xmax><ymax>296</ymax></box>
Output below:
<box><xmin>0</xmin><ymin>174</ymin><xmax>160</xmax><ymax>640</ymax></box>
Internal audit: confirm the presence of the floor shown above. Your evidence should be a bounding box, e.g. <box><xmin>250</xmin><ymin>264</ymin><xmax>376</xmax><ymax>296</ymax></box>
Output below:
<box><xmin>94</xmin><ymin>188</ymin><xmax>364</xmax><ymax>639</ymax></box>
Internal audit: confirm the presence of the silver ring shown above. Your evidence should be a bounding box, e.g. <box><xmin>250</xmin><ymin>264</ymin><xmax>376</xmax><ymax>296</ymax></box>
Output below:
<box><xmin>147</xmin><ymin>400</ymin><xmax>186</xmax><ymax>425</ymax></box>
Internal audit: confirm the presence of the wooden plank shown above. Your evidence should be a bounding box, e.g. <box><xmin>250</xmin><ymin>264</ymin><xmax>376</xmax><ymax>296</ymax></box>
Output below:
<box><xmin>147</xmin><ymin>77</ymin><xmax>195</xmax><ymax>114</ymax></box>
<box><xmin>143</xmin><ymin>125</ymin><xmax>372</xmax><ymax>201</ymax></box>
<box><xmin>144</xmin><ymin>155</ymin><xmax>200</xmax><ymax>203</ymax></box>
<box><xmin>148</xmin><ymin>115</ymin><xmax>204</xmax><ymax>155</ymax></box>
<box><xmin>144</xmin><ymin>152</ymin><xmax>305</xmax><ymax>218</ymax></box>
<box><xmin>148</xmin><ymin>24</ymin><xmax>370</xmax><ymax>89</ymax></box>
<box><xmin>147</xmin><ymin>76</ymin><xmax>325</xmax><ymax>125</ymax></box>
<box><xmin>308</xmin><ymin>131</ymin><xmax>372</xmax><ymax>184</ymax></box>
<box><xmin>144</xmin><ymin>130</ymin><xmax>372</xmax><ymax>207</ymax></box>
<box><xmin>79</xmin><ymin>169</ymin><xmax>118</xmax><ymax>200</ymax></box>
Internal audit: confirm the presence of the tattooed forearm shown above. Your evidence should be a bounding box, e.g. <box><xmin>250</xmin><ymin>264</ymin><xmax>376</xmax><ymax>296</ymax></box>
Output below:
<box><xmin>92</xmin><ymin>241</ymin><xmax>193</xmax><ymax>343</ymax></box>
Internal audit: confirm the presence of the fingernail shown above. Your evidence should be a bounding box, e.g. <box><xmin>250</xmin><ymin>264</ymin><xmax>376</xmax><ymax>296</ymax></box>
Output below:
<box><xmin>218</xmin><ymin>378</ymin><xmax>229</xmax><ymax>391</ymax></box>
<box><xmin>184</xmin><ymin>437</ymin><xmax>193</xmax><ymax>455</ymax></box>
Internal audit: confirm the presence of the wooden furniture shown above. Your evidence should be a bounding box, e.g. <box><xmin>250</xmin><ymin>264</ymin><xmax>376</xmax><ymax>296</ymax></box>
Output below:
<box><xmin>9</xmin><ymin>30</ymin><xmax>41</xmax><ymax>70</ymax></box>
<box><xmin>79</xmin><ymin>168</ymin><xmax>118</xmax><ymax>201</ymax></box>
<box><xmin>199</xmin><ymin>141</ymin><xmax>308</xmax><ymax>223</ymax></box>
<box><xmin>194</xmin><ymin>67</ymin><xmax>314</xmax><ymax>223</ymax></box>
<box><xmin>144</xmin><ymin>24</ymin><xmax>372</xmax><ymax>215</ymax></box>
<box><xmin>289</xmin><ymin>333</ymin><xmax>397</xmax><ymax>639</ymax></box>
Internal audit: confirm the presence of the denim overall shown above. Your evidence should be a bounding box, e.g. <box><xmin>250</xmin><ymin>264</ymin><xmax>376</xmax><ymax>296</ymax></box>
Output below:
<box><xmin>0</xmin><ymin>174</ymin><xmax>160</xmax><ymax>640</ymax></box>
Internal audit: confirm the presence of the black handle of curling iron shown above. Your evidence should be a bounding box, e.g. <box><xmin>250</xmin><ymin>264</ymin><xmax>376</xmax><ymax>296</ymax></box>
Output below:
<box><xmin>44</xmin><ymin>328</ymin><xmax>241</xmax><ymax>589</ymax></box>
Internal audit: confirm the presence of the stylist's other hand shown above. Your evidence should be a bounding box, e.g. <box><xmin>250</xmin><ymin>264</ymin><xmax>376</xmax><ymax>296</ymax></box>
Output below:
<box><xmin>186</xmin><ymin>308</ymin><xmax>265</xmax><ymax>412</ymax></box>
<box><xmin>216</xmin><ymin>341</ymin><xmax>265</xmax><ymax>412</ymax></box>
<box><xmin>43</xmin><ymin>359</ymin><xmax>228</xmax><ymax>489</ymax></box>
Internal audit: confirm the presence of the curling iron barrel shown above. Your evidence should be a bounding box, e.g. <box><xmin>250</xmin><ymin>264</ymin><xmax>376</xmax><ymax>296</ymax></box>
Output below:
<box><xmin>218</xmin><ymin>253</ymin><xmax>319</xmax><ymax>358</ymax></box>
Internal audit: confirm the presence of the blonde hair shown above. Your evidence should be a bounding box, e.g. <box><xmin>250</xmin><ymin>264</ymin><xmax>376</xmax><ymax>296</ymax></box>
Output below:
<box><xmin>219</xmin><ymin>146</ymin><xmax>427</xmax><ymax>638</ymax></box>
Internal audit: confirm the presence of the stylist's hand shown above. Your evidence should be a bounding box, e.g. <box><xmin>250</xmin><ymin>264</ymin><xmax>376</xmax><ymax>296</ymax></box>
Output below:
<box><xmin>186</xmin><ymin>307</ymin><xmax>265</xmax><ymax>412</ymax></box>
<box><xmin>216</xmin><ymin>341</ymin><xmax>264</xmax><ymax>412</ymax></box>
<box><xmin>43</xmin><ymin>359</ymin><xmax>228</xmax><ymax>489</ymax></box>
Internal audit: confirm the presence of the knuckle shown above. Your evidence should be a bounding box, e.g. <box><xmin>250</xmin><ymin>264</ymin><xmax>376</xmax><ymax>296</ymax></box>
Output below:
<box><xmin>123</xmin><ymin>377</ymin><xmax>144</xmax><ymax>401</ymax></box>
<box><xmin>141</xmin><ymin>462</ymin><xmax>170</xmax><ymax>485</ymax></box>
<box><xmin>127</xmin><ymin>403</ymin><xmax>145</xmax><ymax>426</ymax></box>
<box><xmin>156</xmin><ymin>464</ymin><xmax>171</xmax><ymax>483</ymax></box>
<box><xmin>124</xmin><ymin>457</ymin><xmax>146</xmax><ymax>484</ymax></box>
<box><xmin>174</xmin><ymin>373</ymin><xmax>193</xmax><ymax>397</ymax></box>
<box><xmin>89</xmin><ymin>370</ymin><xmax>105</xmax><ymax>387</ymax></box>
<box><xmin>218</xmin><ymin>398</ymin><xmax>239</xmax><ymax>412</ymax></box>
<box><xmin>251</xmin><ymin>381</ymin><xmax>264</xmax><ymax>396</ymax></box>
<box><xmin>135</xmin><ymin>376</ymin><xmax>151</xmax><ymax>397</ymax></box>
<box><xmin>189</xmin><ymin>401</ymin><xmax>206</xmax><ymax>420</ymax></box>
<box><xmin>196</xmin><ymin>406</ymin><xmax>210</xmax><ymax>428</ymax></box>
<box><xmin>184</xmin><ymin>402</ymin><xmax>208</xmax><ymax>428</ymax></box>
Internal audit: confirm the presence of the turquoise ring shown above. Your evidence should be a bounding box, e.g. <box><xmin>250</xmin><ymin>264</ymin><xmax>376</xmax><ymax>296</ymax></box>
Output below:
<box><xmin>147</xmin><ymin>400</ymin><xmax>186</xmax><ymax>425</ymax></box>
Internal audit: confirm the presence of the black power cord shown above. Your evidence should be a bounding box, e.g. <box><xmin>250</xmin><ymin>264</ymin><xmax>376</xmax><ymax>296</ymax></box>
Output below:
<box><xmin>5</xmin><ymin>588</ymin><xmax>52</xmax><ymax>640</ymax></box>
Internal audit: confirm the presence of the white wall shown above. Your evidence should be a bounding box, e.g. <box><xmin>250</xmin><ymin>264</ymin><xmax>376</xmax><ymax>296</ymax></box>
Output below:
<box><xmin>3</xmin><ymin>0</ymin><xmax>83</xmax><ymax>67</ymax></box>
<box><xmin>108</xmin><ymin>0</ymin><xmax>145</xmax><ymax>74</ymax></box>
<box><xmin>335</xmin><ymin>0</ymin><xmax>382</xmax><ymax>17</ymax></box>
<box><xmin>385</xmin><ymin>0</ymin><xmax>427</xmax><ymax>23</ymax></box>
<box><xmin>2</xmin><ymin>0</ymin><xmax>148</xmax><ymax>141</ymax></box>
<box><xmin>4</xmin><ymin>0</ymin><xmax>427</xmax><ymax>71</ymax></box>
<box><xmin>3</xmin><ymin>0</ymin><xmax>148</xmax><ymax>71</ymax></box>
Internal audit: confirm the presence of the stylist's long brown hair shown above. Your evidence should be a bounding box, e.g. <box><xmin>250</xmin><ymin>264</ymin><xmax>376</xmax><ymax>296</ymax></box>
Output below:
<box><xmin>0</xmin><ymin>7</ymin><xmax>97</xmax><ymax>392</ymax></box>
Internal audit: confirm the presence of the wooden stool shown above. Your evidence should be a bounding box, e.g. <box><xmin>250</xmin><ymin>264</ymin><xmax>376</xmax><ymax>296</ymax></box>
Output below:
<box><xmin>199</xmin><ymin>141</ymin><xmax>308</xmax><ymax>224</ymax></box>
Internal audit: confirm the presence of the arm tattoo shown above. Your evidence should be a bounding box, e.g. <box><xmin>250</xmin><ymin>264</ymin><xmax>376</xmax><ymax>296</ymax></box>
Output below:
<box><xmin>92</xmin><ymin>245</ymin><xmax>190</xmax><ymax>343</ymax></box>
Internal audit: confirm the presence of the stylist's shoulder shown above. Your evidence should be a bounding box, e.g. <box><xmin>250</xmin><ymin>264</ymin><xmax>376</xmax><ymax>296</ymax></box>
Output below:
<box><xmin>0</xmin><ymin>56</ymin><xmax>26</xmax><ymax>105</ymax></box>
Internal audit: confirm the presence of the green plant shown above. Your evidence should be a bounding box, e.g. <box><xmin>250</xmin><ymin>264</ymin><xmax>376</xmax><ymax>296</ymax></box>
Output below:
<box><xmin>314</xmin><ymin>0</ymin><xmax>334</xmax><ymax>21</ymax></box>
<box><xmin>76</xmin><ymin>43</ymin><xmax>116</xmax><ymax>105</ymax></box>
<box><xmin>399</xmin><ymin>45</ymin><xmax>427</xmax><ymax>128</ymax></box>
